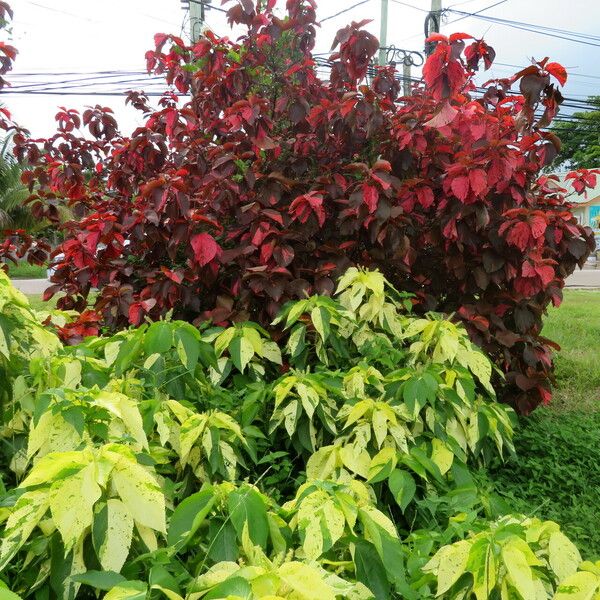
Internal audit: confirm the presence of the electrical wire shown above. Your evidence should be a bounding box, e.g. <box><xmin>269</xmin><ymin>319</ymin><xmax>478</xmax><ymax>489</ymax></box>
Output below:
<box><xmin>444</xmin><ymin>0</ymin><xmax>509</xmax><ymax>25</ymax></box>
<box><xmin>320</xmin><ymin>0</ymin><xmax>372</xmax><ymax>23</ymax></box>
<box><xmin>389</xmin><ymin>0</ymin><xmax>429</xmax><ymax>13</ymax></box>
<box><xmin>446</xmin><ymin>9</ymin><xmax>600</xmax><ymax>47</ymax></box>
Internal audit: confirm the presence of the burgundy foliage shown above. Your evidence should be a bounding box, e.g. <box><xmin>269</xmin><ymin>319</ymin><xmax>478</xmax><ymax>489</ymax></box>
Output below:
<box><xmin>13</xmin><ymin>0</ymin><xmax>595</xmax><ymax>413</ymax></box>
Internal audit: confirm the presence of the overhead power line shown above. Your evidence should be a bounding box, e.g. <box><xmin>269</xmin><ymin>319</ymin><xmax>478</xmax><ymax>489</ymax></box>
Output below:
<box><xmin>321</xmin><ymin>0</ymin><xmax>372</xmax><ymax>23</ymax></box>
<box><xmin>446</xmin><ymin>9</ymin><xmax>600</xmax><ymax>47</ymax></box>
<box><xmin>444</xmin><ymin>0</ymin><xmax>509</xmax><ymax>26</ymax></box>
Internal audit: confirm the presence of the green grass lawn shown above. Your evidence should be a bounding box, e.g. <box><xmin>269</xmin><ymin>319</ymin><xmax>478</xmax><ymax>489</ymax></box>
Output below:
<box><xmin>7</xmin><ymin>263</ymin><xmax>47</xmax><ymax>279</ymax></box>
<box><xmin>543</xmin><ymin>290</ymin><xmax>600</xmax><ymax>413</ymax></box>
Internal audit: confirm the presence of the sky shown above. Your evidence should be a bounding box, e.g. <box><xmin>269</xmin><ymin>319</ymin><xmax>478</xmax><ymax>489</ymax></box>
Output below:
<box><xmin>5</xmin><ymin>0</ymin><xmax>600</xmax><ymax>137</ymax></box>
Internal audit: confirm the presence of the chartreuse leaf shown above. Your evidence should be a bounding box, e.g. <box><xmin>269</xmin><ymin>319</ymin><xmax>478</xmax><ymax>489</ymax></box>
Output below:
<box><xmin>433</xmin><ymin>540</ymin><xmax>471</xmax><ymax>596</ymax></box>
<box><xmin>549</xmin><ymin>531</ymin><xmax>582</xmax><ymax>582</ymax></box>
<box><xmin>104</xmin><ymin>581</ymin><xmax>147</xmax><ymax>600</ymax></box>
<box><xmin>501</xmin><ymin>543</ymin><xmax>538</xmax><ymax>600</ymax></box>
<box><xmin>277</xmin><ymin>562</ymin><xmax>336</xmax><ymax>600</ymax></box>
<box><xmin>431</xmin><ymin>438</ymin><xmax>454</xmax><ymax>475</ymax></box>
<box><xmin>49</xmin><ymin>461</ymin><xmax>101</xmax><ymax>551</ymax></box>
<box><xmin>93</xmin><ymin>499</ymin><xmax>133</xmax><ymax>573</ymax></box>
<box><xmin>368</xmin><ymin>447</ymin><xmax>397</xmax><ymax>483</ymax></box>
<box><xmin>0</xmin><ymin>585</ymin><xmax>22</xmax><ymax>600</ymax></box>
<box><xmin>103</xmin><ymin>445</ymin><xmax>166</xmax><ymax>534</ymax></box>
<box><xmin>93</xmin><ymin>391</ymin><xmax>148</xmax><ymax>449</ymax></box>
<box><xmin>0</xmin><ymin>489</ymin><xmax>49</xmax><ymax>570</ymax></box>
<box><xmin>554</xmin><ymin>571</ymin><xmax>600</xmax><ymax>600</ymax></box>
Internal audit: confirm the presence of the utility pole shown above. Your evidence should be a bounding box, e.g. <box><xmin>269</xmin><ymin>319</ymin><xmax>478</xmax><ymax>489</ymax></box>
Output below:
<box><xmin>378</xmin><ymin>0</ymin><xmax>388</xmax><ymax>66</ymax></box>
<box><xmin>424</xmin><ymin>0</ymin><xmax>442</xmax><ymax>56</ymax></box>
<box><xmin>402</xmin><ymin>59</ymin><xmax>411</xmax><ymax>97</ymax></box>
<box><xmin>189</xmin><ymin>0</ymin><xmax>209</xmax><ymax>43</ymax></box>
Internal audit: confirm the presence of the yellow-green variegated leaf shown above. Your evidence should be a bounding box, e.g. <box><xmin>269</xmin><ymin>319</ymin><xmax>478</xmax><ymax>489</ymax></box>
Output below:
<box><xmin>306</xmin><ymin>446</ymin><xmax>340</xmax><ymax>481</ymax></box>
<box><xmin>136</xmin><ymin>523</ymin><xmax>158</xmax><ymax>552</ymax></box>
<box><xmin>49</xmin><ymin>461</ymin><xmax>101</xmax><ymax>551</ymax></box>
<box><xmin>464</xmin><ymin>350</ymin><xmax>494</xmax><ymax>395</ymax></box>
<box><xmin>502</xmin><ymin>545</ymin><xmax>536</xmax><ymax>600</ymax></box>
<box><xmin>431</xmin><ymin>439</ymin><xmax>454</xmax><ymax>476</ymax></box>
<box><xmin>339</xmin><ymin>445</ymin><xmax>371</xmax><ymax>479</ymax></box>
<box><xmin>104</xmin><ymin>581</ymin><xmax>147</xmax><ymax>600</ymax></box>
<box><xmin>93</xmin><ymin>392</ymin><xmax>148</xmax><ymax>450</ymax></box>
<box><xmin>358</xmin><ymin>506</ymin><xmax>398</xmax><ymax>539</ymax></box>
<box><xmin>179</xmin><ymin>414</ymin><xmax>208</xmax><ymax>465</ymax></box>
<box><xmin>20</xmin><ymin>450</ymin><xmax>92</xmax><ymax>487</ymax></box>
<box><xmin>297</xmin><ymin>493</ymin><xmax>345</xmax><ymax>560</ymax></box>
<box><xmin>107</xmin><ymin>448</ymin><xmax>166</xmax><ymax>534</ymax></box>
<box><xmin>27</xmin><ymin>411</ymin><xmax>82</xmax><ymax>459</ymax></box>
<box><xmin>430</xmin><ymin>540</ymin><xmax>471</xmax><ymax>596</ymax></box>
<box><xmin>96</xmin><ymin>499</ymin><xmax>134</xmax><ymax>573</ymax></box>
<box><xmin>553</xmin><ymin>571</ymin><xmax>600</xmax><ymax>600</ymax></box>
<box><xmin>277</xmin><ymin>562</ymin><xmax>336</xmax><ymax>600</ymax></box>
<box><xmin>0</xmin><ymin>489</ymin><xmax>49</xmax><ymax>570</ymax></box>
<box><xmin>549</xmin><ymin>531</ymin><xmax>582</xmax><ymax>582</ymax></box>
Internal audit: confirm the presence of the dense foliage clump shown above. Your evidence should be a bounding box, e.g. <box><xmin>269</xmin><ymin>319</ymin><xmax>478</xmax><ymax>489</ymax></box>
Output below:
<box><xmin>0</xmin><ymin>267</ymin><xmax>597</xmax><ymax>599</ymax></box>
<box><xmin>12</xmin><ymin>0</ymin><xmax>595</xmax><ymax>412</ymax></box>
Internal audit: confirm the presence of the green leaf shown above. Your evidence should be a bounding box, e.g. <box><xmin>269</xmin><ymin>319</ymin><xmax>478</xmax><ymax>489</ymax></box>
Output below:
<box><xmin>167</xmin><ymin>489</ymin><xmax>216</xmax><ymax>550</ymax></box>
<box><xmin>174</xmin><ymin>326</ymin><xmax>200</xmax><ymax>371</ymax></box>
<box><xmin>143</xmin><ymin>322</ymin><xmax>173</xmax><ymax>355</ymax></box>
<box><xmin>227</xmin><ymin>487</ymin><xmax>269</xmax><ymax>549</ymax></box>
<box><xmin>388</xmin><ymin>470</ymin><xmax>416</xmax><ymax>512</ymax></box>
<box><xmin>229</xmin><ymin>336</ymin><xmax>255</xmax><ymax>373</ymax></box>
<box><xmin>71</xmin><ymin>571</ymin><xmax>127</xmax><ymax>591</ymax></box>
<box><xmin>204</xmin><ymin>577</ymin><xmax>252</xmax><ymax>600</ymax></box>
<box><xmin>113</xmin><ymin>329</ymin><xmax>144</xmax><ymax>376</ymax></box>
<box><xmin>354</xmin><ymin>538</ymin><xmax>391</xmax><ymax>600</ymax></box>
<box><xmin>207</xmin><ymin>520</ymin><xmax>238</xmax><ymax>562</ymax></box>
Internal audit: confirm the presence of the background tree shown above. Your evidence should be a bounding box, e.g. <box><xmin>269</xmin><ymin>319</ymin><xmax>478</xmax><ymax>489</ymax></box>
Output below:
<box><xmin>553</xmin><ymin>96</ymin><xmax>600</xmax><ymax>169</ymax></box>
<box><xmin>0</xmin><ymin>137</ymin><xmax>34</xmax><ymax>231</ymax></box>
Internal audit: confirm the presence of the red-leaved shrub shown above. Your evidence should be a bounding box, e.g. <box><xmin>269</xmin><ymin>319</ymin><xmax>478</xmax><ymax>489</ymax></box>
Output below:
<box><xmin>14</xmin><ymin>0</ymin><xmax>595</xmax><ymax>412</ymax></box>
